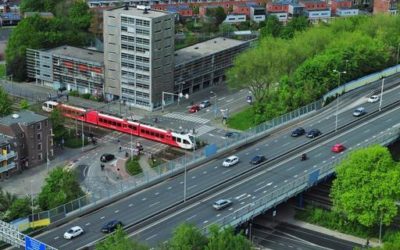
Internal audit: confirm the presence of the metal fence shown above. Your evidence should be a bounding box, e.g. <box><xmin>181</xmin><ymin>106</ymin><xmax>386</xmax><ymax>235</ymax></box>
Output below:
<box><xmin>20</xmin><ymin>63</ymin><xmax>399</xmax><ymax>227</ymax></box>
<box><xmin>202</xmin><ymin>125</ymin><xmax>400</xmax><ymax>233</ymax></box>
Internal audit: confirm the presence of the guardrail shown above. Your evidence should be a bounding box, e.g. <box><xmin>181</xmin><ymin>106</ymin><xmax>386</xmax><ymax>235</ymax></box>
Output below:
<box><xmin>203</xmin><ymin>124</ymin><xmax>400</xmax><ymax>234</ymax></box>
<box><xmin>17</xmin><ymin>64</ymin><xmax>400</xmax><ymax>230</ymax></box>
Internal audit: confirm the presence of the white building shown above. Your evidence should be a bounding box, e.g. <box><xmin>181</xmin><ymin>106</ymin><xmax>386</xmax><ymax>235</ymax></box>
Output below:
<box><xmin>224</xmin><ymin>14</ymin><xmax>247</xmax><ymax>23</ymax></box>
<box><xmin>304</xmin><ymin>9</ymin><xmax>331</xmax><ymax>21</ymax></box>
<box><xmin>336</xmin><ymin>8</ymin><xmax>359</xmax><ymax>16</ymax></box>
<box><xmin>250</xmin><ymin>6</ymin><xmax>266</xmax><ymax>22</ymax></box>
<box><xmin>104</xmin><ymin>5</ymin><xmax>175</xmax><ymax>110</ymax></box>
<box><xmin>269</xmin><ymin>12</ymin><xmax>288</xmax><ymax>22</ymax></box>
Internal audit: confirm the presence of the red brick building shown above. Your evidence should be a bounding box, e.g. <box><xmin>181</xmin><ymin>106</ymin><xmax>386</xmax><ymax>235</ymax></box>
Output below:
<box><xmin>330</xmin><ymin>0</ymin><xmax>353</xmax><ymax>14</ymax></box>
<box><xmin>266</xmin><ymin>1</ymin><xmax>290</xmax><ymax>12</ymax></box>
<box><xmin>373</xmin><ymin>0</ymin><xmax>398</xmax><ymax>14</ymax></box>
<box><xmin>299</xmin><ymin>0</ymin><xmax>327</xmax><ymax>10</ymax></box>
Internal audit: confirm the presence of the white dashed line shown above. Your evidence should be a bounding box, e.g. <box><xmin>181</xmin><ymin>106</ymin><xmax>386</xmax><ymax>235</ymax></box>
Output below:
<box><xmin>115</xmin><ymin>210</ymin><xmax>119</xmax><ymax>213</ymax></box>
<box><xmin>100</xmin><ymin>216</ymin><xmax>105</xmax><ymax>219</ymax></box>
<box><xmin>149</xmin><ymin>201</ymin><xmax>160</xmax><ymax>208</ymax></box>
<box><xmin>145</xmin><ymin>234</ymin><xmax>157</xmax><ymax>241</ymax></box>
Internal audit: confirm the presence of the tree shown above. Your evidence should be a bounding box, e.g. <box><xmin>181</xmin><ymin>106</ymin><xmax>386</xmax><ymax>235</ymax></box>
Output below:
<box><xmin>205</xmin><ymin>225</ymin><xmax>252</xmax><ymax>250</ymax></box>
<box><xmin>7</xmin><ymin>197</ymin><xmax>31</xmax><ymax>221</ymax></box>
<box><xmin>169</xmin><ymin>223</ymin><xmax>208</xmax><ymax>250</ymax></box>
<box><xmin>206</xmin><ymin>7</ymin><xmax>226</xmax><ymax>27</ymax></box>
<box><xmin>0</xmin><ymin>188</ymin><xmax>17</xmax><ymax>212</ymax></box>
<box><xmin>50</xmin><ymin>108</ymin><xmax>66</xmax><ymax>141</ymax></box>
<box><xmin>19</xmin><ymin>99</ymin><xmax>30</xmax><ymax>110</ymax></box>
<box><xmin>96</xmin><ymin>227</ymin><xmax>148</xmax><ymax>250</ymax></box>
<box><xmin>38</xmin><ymin>167</ymin><xmax>84</xmax><ymax>210</ymax></box>
<box><xmin>280</xmin><ymin>16</ymin><xmax>310</xmax><ymax>39</ymax></box>
<box><xmin>260</xmin><ymin>15</ymin><xmax>282</xmax><ymax>38</ymax></box>
<box><xmin>68</xmin><ymin>1</ymin><xmax>92</xmax><ymax>31</ymax></box>
<box><xmin>0</xmin><ymin>86</ymin><xmax>12</xmax><ymax>116</ymax></box>
<box><xmin>331</xmin><ymin>145</ymin><xmax>400</xmax><ymax>229</ymax></box>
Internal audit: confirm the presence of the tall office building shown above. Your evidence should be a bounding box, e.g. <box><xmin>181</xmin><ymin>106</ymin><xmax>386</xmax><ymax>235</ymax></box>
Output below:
<box><xmin>104</xmin><ymin>5</ymin><xmax>175</xmax><ymax>111</ymax></box>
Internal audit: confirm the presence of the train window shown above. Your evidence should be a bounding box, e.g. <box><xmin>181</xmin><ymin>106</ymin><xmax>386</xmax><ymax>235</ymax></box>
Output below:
<box><xmin>160</xmin><ymin>135</ymin><xmax>164</xmax><ymax>139</ymax></box>
<box><xmin>128</xmin><ymin>125</ymin><xmax>137</xmax><ymax>130</ymax></box>
<box><xmin>117</xmin><ymin>122</ymin><xmax>121</xmax><ymax>127</ymax></box>
<box><xmin>183</xmin><ymin>140</ymin><xmax>189</xmax><ymax>144</ymax></box>
<box><xmin>99</xmin><ymin>118</ymin><xmax>103</xmax><ymax>123</ymax></box>
<box><xmin>155</xmin><ymin>133</ymin><xmax>159</xmax><ymax>138</ymax></box>
<box><xmin>177</xmin><ymin>137</ymin><xmax>182</xmax><ymax>143</ymax></box>
<box><xmin>141</xmin><ymin>129</ymin><xmax>145</xmax><ymax>133</ymax></box>
<box><xmin>146</xmin><ymin>130</ymin><xmax>150</xmax><ymax>135</ymax></box>
<box><xmin>172</xmin><ymin>136</ymin><xmax>177</xmax><ymax>141</ymax></box>
<box><xmin>150</xmin><ymin>132</ymin><xmax>154</xmax><ymax>136</ymax></box>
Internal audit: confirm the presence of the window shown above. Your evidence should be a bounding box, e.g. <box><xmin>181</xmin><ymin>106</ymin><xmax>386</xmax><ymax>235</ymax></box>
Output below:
<box><xmin>36</xmin><ymin>123</ymin><xmax>41</xmax><ymax>130</ymax></box>
<box><xmin>136</xmin><ymin>29</ymin><xmax>149</xmax><ymax>35</ymax></box>
<box><xmin>121</xmin><ymin>26</ymin><xmax>128</xmax><ymax>32</ymax></box>
<box><xmin>37</xmin><ymin>143</ymin><xmax>42</xmax><ymax>150</ymax></box>
<box><xmin>37</xmin><ymin>133</ymin><xmax>42</xmax><ymax>140</ymax></box>
<box><xmin>38</xmin><ymin>153</ymin><xmax>42</xmax><ymax>160</ymax></box>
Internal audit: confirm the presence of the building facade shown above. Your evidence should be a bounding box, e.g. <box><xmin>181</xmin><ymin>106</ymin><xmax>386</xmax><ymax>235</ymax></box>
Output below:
<box><xmin>26</xmin><ymin>46</ymin><xmax>104</xmax><ymax>95</ymax></box>
<box><xmin>104</xmin><ymin>5</ymin><xmax>175</xmax><ymax>110</ymax></box>
<box><xmin>0</xmin><ymin>135</ymin><xmax>17</xmax><ymax>180</ymax></box>
<box><xmin>373</xmin><ymin>0</ymin><xmax>398</xmax><ymax>14</ymax></box>
<box><xmin>0</xmin><ymin>111</ymin><xmax>53</xmax><ymax>174</ymax></box>
<box><xmin>173</xmin><ymin>37</ymin><xmax>250</xmax><ymax>96</ymax></box>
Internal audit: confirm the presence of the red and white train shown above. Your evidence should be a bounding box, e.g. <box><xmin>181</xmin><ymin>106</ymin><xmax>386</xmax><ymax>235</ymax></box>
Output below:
<box><xmin>42</xmin><ymin>101</ymin><xmax>195</xmax><ymax>149</ymax></box>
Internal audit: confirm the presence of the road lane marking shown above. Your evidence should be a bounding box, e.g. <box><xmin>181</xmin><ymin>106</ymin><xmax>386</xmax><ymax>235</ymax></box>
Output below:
<box><xmin>191</xmin><ymin>176</ymin><xmax>196</xmax><ymax>179</ymax></box>
<box><xmin>54</xmin><ymin>236</ymin><xmax>59</xmax><ymax>240</ymax></box>
<box><xmin>282</xmin><ymin>142</ymin><xmax>290</xmax><ymax>147</ymax></box>
<box><xmin>218</xmin><ymin>97</ymin><xmax>226</xmax><ymax>101</ymax></box>
<box><xmin>293</xmin><ymin>175</ymin><xmax>298</xmax><ymax>178</ymax></box>
<box><xmin>155</xmin><ymin>192</ymin><xmax>160</xmax><ymax>195</ymax></box>
<box><xmin>286</xmin><ymin>166</ymin><xmax>294</xmax><ymax>171</ymax></box>
<box><xmin>60</xmin><ymin>242</ymin><xmax>72</xmax><ymax>248</ymax></box>
<box><xmin>222</xmin><ymin>169</ymin><xmax>232</xmax><ymax>174</ymax></box>
<box><xmin>315</xmin><ymin>153</ymin><xmax>322</xmax><ymax>157</ymax></box>
<box><xmin>188</xmin><ymin>185</ymin><xmax>197</xmax><ymax>190</ymax></box>
<box><xmin>254</xmin><ymin>182</ymin><xmax>273</xmax><ymax>192</ymax></box>
<box><xmin>203</xmin><ymin>220</ymin><xmax>208</xmax><ymax>224</ymax></box>
<box><xmin>216</xmin><ymin>214</ymin><xmax>221</xmax><ymax>217</ymax></box>
<box><xmin>142</xmin><ymin>198</ymin><xmax>147</xmax><ymax>201</ymax></box>
<box><xmin>85</xmin><ymin>222</ymin><xmax>91</xmax><ymax>226</ymax></box>
<box><xmin>226</xmin><ymin>99</ymin><xmax>233</xmax><ymax>102</ymax></box>
<box><xmin>167</xmin><ymin>186</ymin><xmax>172</xmax><ymax>190</ymax></box>
<box><xmin>100</xmin><ymin>216</ymin><xmax>105</xmax><ymax>219</ymax></box>
<box><xmin>180</xmin><ymin>181</ymin><xmax>184</xmax><ymax>184</ymax></box>
<box><xmin>235</xmin><ymin>193</ymin><xmax>247</xmax><ymax>200</ymax></box>
<box><xmin>256</xmin><ymin>181</ymin><xmax>265</xmax><ymax>186</ymax></box>
<box><xmin>115</xmin><ymin>210</ymin><xmax>119</xmax><ymax>213</ymax></box>
<box><xmin>186</xmin><ymin>215</ymin><xmax>197</xmax><ymax>221</ymax></box>
<box><xmin>149</xmin><ymin>201</ymin><xmax>160</xmax><ymax>208</ymax></box>
<box><xmin>203</xmin><ymin>171</ymin><xmax>207</xmax><ymax>174</ymax></box>
<box><xmin>145</xmin><ymin>234</ymin><xmax>158</xmax><ymax>241</ymax></box>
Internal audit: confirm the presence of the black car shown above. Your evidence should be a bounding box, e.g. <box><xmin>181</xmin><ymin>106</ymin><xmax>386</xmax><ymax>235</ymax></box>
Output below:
<box><xmin>225</xmin><ymin>131</ymin><xmax>241</xmax><ymax>138</ymax></box>
<box><xmin>291</xmin><ymin>127</ymin><xmax>305</xmax><ymax>137</ymax></box>
<box><xmin>306</xmin><ymin>129</ymin><xmax>321</xmax><ymax>138</ymax></box>
<box><xmin>250</xmin><ymin>155</ymin><xmax>266</xmax><ymax>165</ymax></box>
<box><xmin>101</xmin><ymin>220</ymin><xmax>123</xmax><ymax>233</ymax></box>
<box><xmin>100</xmin><ymin>154</ymin><xmax>115</xmax><ymax>163</ymax></box>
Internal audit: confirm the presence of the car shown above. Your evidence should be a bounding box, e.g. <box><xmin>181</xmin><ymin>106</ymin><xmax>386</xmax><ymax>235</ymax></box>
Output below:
<box><xmin>199</xmin><ymin>100</ymin><xmax>211</xmax><ymax>109</ymax></box>
<box><xmin>188</xmin><ymin>104</ymin><xmax>200</xmax><ymax>113</ymax></box>
<box><xmin>306</xmin><ymin>129</ymin><xmax>322</xmax><ymax>138</ymax></box>
<box><xmin>213</xmin><ymin>199</ymin><xmax>232</xmax><ymax>210</ymax></box>
<box><xmin>331</xmin><ymin>143</ymin><xmax>346</xmax><ymax>153</ymax></box>
<box><xmin>225</xmin><ymin>131</ymin><xmax>241</xmax><ymax>138</ymax></box>
<box><xmin>368</xmin><ymin>95</ymin><xmax>380</xmax><ymax>103</ymax></box>
<box><xmin>101</xmin><ymin>220</ymin><xmax>123</xmax><ymax>233</ymax></box>
<box><xmin>291</xmin><ymin>127</ymin><xmax>305</xmax><ymax>137</ymax></box>
<box><xmin>250</xmin><ymin>155</ymin><xmax>266</xmax><ymax>165</ymax></box>
<box><xmin>63</xmin><ymin>226</ymin><xmax>84</xmax><ymax>239</ymax></box>
<box><xmin>222</xmin><ymin>155</ymin><xmax>239</xmax><ymax>167</ymax></box>
<box><xmin>100</xmin><ymin>153</ymin><xmax>115</xmax><ymax>163</ymax></box>
<box><xmin>353</xmin><ymin>107</ymin><xmax>366</xmax><ymax>117</ymax></box>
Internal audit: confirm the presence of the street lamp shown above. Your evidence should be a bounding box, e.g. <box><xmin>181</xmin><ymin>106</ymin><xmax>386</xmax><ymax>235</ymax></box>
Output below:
<box><xmin>183</xmin><ymin>164</ymin><xmax>187</xmax><ymax>202</ymax></box>
<box><xmin>161</xmin><ymin>92</ymin><xmax>189</xmax><ymax>112</ymax></box>
<box><xmin>396</xmin><ymin>43</ymin><xmax>399</xmax><ymax>73</ymax></box>
<box><xmin>210</xmin><ymin>91</ymin><xmax>218</xmax><ymax>117</ymax></box>
<box><xmin>379</xmin><ymin>77</ymin><xmax>385</xmax><ymax>111</ymax></box>
<box><xmin>333</xmin><ymin>69</ymin><xmax>346</xmax><ymax>132</ymax></box>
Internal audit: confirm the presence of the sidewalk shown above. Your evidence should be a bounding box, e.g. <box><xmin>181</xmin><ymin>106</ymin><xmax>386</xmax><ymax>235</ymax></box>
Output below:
<box><xmin>255</xmin><ymin>202</ymin><xmax>382</xmax><ymax>248</ymax></box>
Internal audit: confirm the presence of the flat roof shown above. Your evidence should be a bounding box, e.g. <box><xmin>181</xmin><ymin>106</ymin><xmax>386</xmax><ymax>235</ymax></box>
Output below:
<box><xmin>0</xmin><ymin>110</ymin><xmax>47</xmax><ymax>126</ymax></box>
<box><xmin>175</xmin><ymin>37</ymin><xmax>247</xmax><ymax>65</ymax></box>
<box><xmin>46</xmin><ymin>46</ymin><xmax>104</xmax><ymax>63</ymax></box>
<box><xmin>106</xmin><ymin>5</ymin><xmax>170</xmax><ymax>19</ymax></box>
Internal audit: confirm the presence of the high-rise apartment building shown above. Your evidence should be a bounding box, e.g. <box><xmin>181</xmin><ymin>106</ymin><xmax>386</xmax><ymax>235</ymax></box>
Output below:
<box><xmin>104</xmin><ymin>5</ymin><xmax>175</xmax><ymax>111</ymax></box>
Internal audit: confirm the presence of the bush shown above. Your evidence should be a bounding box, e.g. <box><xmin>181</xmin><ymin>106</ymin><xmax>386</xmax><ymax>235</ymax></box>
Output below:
<box><xmin>81</xmin><ymin>93</ymin><xmax>91</xmax><ymax>99</ymax></box>
<box><xmin>126</xmin><ymin>156</ymin><xmax>142</xmax><ymax>175</ymax></box>
<box><xmin>227</xmin><ymin>107</ymin><xmax>256</xmax><ymax>130</ymax></box>
<box><xmin>69</xmin><ymin>90</ymin><xmax>80</xmax><ymax>97</ymax></box>
<box><xmin>64</xmin><ymin>136</ymin><xmax>89</xmax><ymax>148</ymax></box>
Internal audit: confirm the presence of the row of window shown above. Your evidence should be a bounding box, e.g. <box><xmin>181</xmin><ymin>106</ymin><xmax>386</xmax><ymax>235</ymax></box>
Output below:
<box><xmin>121</xmin><ymin>44</ymin><xmax>150</xmax><ymax>54</ymax></box>
<box><xmin>121</xmin><ymin>62</ymin><xmax>150</xmax><ymax>72</ymax></box>
<box><xmin>122</xmin><ymin>96</ymin><xmax>150</xmax><ymax>107</ymax></box>
<box><xmin>99</xmin><ymin>117</ymin><xmax>138</xmax><ymax>131</ymax></box>
<box><xmin>121</xmin><ymin>35</ymin><xmax>135</xmax><ymax>43</ymax></box>
<box><xmin>121</xmin><ymin>26</ymin><xmax>150</xmax><ymax>36</ymax></box>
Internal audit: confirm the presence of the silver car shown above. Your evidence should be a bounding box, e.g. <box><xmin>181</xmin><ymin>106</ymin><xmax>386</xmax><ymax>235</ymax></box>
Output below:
<box><xmin>213</xmin><ymin>199</ymin><xmax>232</xmax><ymax>210</ymax></box>
<box><xmin>222</xmin><ymin>155</ymin><xmax>239</xmax><ymax>167</ymax></box>
<box><xmin>64</xmin><ymin>226</ymin><xmax>84</xmax><ymax>239</ymax></box>
<box><xmin>353</xmin><ymin>107</ymin><xmax>366</xmax><ymax>117</ymax></box>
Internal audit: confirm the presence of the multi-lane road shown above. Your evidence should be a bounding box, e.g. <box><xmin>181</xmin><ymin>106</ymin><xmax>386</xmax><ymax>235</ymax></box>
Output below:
<box><xmin>36</xmin><ymin>78</ymin><xmax>400</xmax><ymax>249</ymax></box>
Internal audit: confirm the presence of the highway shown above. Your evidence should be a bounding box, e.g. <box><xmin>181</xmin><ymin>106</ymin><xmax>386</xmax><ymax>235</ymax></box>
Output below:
<box><xmin>36</xmin><ymin>78</ymin><xmax>400</xmax><ymax>249</ymax></box>
<box><xmin>130</xmin><ymin>99</ymin><xmax>400</xmax><ymax>245</ymax></box>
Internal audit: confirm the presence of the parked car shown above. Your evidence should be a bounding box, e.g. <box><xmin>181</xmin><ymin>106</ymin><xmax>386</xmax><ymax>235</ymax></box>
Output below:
<box><xmin>291</xmin><ymin>127</ymin><xmax>305</xmax><ymax>137</ymax></box>
<box><xmin>368</xmin><ymin>95</ymin><xmax>380</xmax><ymax>103</ymax></box>
<box><xmin>331</xmin><ymin>143</ymin><xmax>346</xmax><ymax>153</ymax></box>
<box><xmin>222</xmin><ymin>155</ymin><xmax>239</xmax><ymax>167</ymax></box>
<box><xmin>225</xmin><ymin>131</ymin><xmax>241</xmax><ymax>138</ymax></box>
<box><xmin>213</xmin><ymin>199</ymin><xmax>232</xmax><ymax>210</ymax></box>
<box><xmin>64</xmin><ymin>226</ymin><xmax>84</xmax><ymax>239</ymax></box>
<box><xmin>101</xmin><ymin>220</ymin><xmax>123</xmax><ymax>233</ymax></box>
<box><xmin>250</xmin><ymin>155</ymin><xmax>266</xmax><ymax>165</ymax></box>
<box><xmin>188</xmin><ymin>104</ymin><xmax>200</xmax><ymax>113</ymax></box>
<box><xmin>100</xmin><ymin>153</ymin><xmax>115</xmax><ymax>163</ymax></box>
<box><xmin>199</xmin><ymin>100</ymin><xmax>211</xmax><ymax>109</ymax></box>
<box><xmin>353</xmin><ymin>107</ymin><xmax>366</xmax><ymax>117</ymax></box>
<box><xmin>306</xmin><ymin>129</ymin><xmax>322</xmax><ymax>138</ymax></box>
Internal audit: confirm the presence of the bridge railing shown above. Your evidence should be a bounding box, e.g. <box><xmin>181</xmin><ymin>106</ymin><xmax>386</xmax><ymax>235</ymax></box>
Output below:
<box><xmin>202</xmin><ymin>125</ymin><xmax>400</xmax><ymax>233</ymax></box>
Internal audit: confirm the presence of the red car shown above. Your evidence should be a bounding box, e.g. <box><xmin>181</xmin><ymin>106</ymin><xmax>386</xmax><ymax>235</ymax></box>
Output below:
<box><xmin>188</xmin><ymin>104</ymin><xmax>200</xmax><ymax>113</ymax></box>
<box><xmin>331</xmin><ymin>143</ymin><xmax>346</xmax><ymax>153</ymax></box>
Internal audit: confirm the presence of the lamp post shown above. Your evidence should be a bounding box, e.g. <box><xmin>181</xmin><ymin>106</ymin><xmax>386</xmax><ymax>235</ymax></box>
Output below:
<box><xmin>379</xmin><ymin>77</ymin><xmax>385</xmax><ymax>111</ymax></box>
<box><xmin>396</xmin><ymin>43</ymin><xmax>399</xmax><ymax>73</ymax></box>
<box><xmin>161</xmin><ymin>91</ymin><xmax>189</xmax><ymax>112</ymax></box>
<box><xmin>333</xmin><ymin>69</ymin><xmax>346</xmax><ymax>132</ymax></box>
<box><xmin>183</xmin><ymin>164</ymin><xmax>187</xmax><ymax>202</ymax></box>
<box><xmin>30</xmin><ymin>180</ymin><xmax>34</xmax><ymax>224</ymax></box>
<box><xmin>81</xmin><ymin>119</ymin><xmax>84</xmax><ymax>152</ymax></box>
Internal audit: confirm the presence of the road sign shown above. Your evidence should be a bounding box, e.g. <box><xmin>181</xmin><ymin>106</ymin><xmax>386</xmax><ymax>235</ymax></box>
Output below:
<box><xmin>25</xmin><ymin>236</ymin><xmax>46</xmax><ymax>250</ymax></box>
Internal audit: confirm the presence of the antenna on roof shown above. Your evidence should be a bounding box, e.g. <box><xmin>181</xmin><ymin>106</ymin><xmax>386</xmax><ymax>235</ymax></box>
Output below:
<box><xmin>124</xmin><ymin>3</ymin><xmax>129</xmax><ymax>10</ymax></box>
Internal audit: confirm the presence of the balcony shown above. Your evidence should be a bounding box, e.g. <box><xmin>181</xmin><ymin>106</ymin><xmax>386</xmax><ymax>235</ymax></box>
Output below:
<box><xmin>0</xmin><ymin>162</ymin><xmax>16</xmax><ymax>173</ymax></box>
<box><xmin>0</xmin><ymin>151</ymin><xmax>16</xmax><ymax>161</ymax></box>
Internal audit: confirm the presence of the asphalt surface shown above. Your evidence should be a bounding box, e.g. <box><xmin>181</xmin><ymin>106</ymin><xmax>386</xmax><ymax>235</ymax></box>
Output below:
<box><xmin>34</xmin><ymin>77</ymin><xmax>400</xmax><ymax>249</ymax></box>
<box><xmin>252</xmin><ymin>223</ymin><xmax>360</xmax><ymax>250</ymax></box>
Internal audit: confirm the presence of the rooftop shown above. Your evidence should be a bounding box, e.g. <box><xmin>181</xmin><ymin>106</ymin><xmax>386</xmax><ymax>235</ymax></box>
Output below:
<box><xmin>106</xmin><ymin>5</ymin><xmax>170</xmax><ymax>19</ymax></box>
<box><xmin>0</xmin><ymin>134</ymin><xmax>12</xmax><ymax>146</ymax></box>
<box><xmin>0</xmin><ymin>111</ymin><xmax>47</xmax><ymax>126</ymax></box>
<box><xmin>46</xmin><ymin>46</ymin><xmax>104</xmax><ymax>63</ymax></box>
<box><xmin>175</xmin><ymin>37</ymin><xmax>248</xmax><ymax>65</ymax></box>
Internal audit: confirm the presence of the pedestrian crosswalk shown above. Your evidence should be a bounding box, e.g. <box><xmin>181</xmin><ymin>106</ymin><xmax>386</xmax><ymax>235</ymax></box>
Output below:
<box><xmin>163</xmin><ymin>112</ymin><xmax>210</xmax><ymax>124</ymax></box>
<box><xmin>195</xmin><ymin>125</ymin><xmax>215</xmax><ymax>136</ymax></box>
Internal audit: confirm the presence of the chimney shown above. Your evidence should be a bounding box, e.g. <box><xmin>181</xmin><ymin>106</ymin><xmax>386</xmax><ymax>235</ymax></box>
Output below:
<box><xmin>124</xmin><ymin>3</ymin><xmax>129</xmax><ymax>10</ymax></box>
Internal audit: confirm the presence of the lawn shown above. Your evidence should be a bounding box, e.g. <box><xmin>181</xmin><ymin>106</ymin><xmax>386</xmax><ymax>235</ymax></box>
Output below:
<box><xmin>0</xmin><ymin>64</ymin><xmax>5</xmax><ymax>78</ymax></box>
<box><xmin>227</xmin><ymin>107</ymin><xmax>256</xmax><ymax>130</ymax></box>
<box><xmin>126</xmin><ymin>156</ymin><xmax>142</xmax><ymax>175</ymax></box>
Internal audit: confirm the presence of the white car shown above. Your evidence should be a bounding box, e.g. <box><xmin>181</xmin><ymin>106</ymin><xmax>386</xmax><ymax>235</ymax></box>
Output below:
<box><xmin>368</xmin><ymin>95</ymin><xmax>379</xmax><ymax>103</ymax></box>
<box><xmin>213</xmin><ymin>199</ymin><xmax>232</xmax><ymax>210</ymax></box>
<box><xmin>222</xmin><ymin>155</ymin><xmax>239</xmax><ymax>167</ymax></box>
<box><xmin>64</xmin><ymin>226</ymin><xmax>84</xmax><ymax>239</ymax></box>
